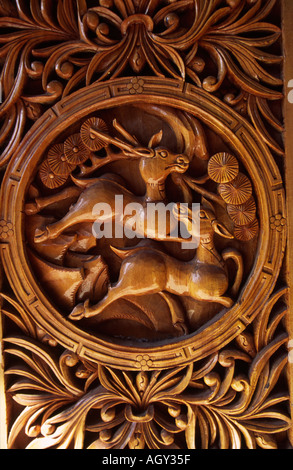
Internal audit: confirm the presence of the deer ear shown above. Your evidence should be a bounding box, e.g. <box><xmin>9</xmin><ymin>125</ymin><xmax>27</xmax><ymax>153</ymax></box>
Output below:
<box><xmin>201</xmin><ymin>197</ymin><xmax>214</xmax><ymax>212</ymax></box>
<box><xmin>148</xmin><ymin>130</ymin><xmax>163</xmax><ymax>148</ymax></box>
<box><xmin>172</xmin><ymin>203</ymin><xmax>192</xmax><ymax>219</ymax></box>
<box><xmin>212</xmin><ymin>220</ymin><xmax>234</xmax><ymax>239</ymax></box>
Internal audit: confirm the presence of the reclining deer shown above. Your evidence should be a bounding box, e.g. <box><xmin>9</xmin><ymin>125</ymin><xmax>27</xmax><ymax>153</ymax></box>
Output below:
<box><xmin>69</xmin><ymin>199</ymin><xmax>244</xmax><ymax>321</ymax></box>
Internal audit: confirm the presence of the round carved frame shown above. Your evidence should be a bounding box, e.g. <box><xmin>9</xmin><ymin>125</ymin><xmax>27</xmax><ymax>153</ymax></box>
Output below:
<box><xmin>0</xmin><ymin>77</ymin><xmax>286</xmax><ymax>370</ymax></box>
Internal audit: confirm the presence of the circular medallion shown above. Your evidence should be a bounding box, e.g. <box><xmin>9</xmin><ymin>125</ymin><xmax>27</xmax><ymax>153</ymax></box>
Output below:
<box><xmin>0</xmin><ymin>77</ymin><xmax>286</xmax><ymax>370</ymax></box>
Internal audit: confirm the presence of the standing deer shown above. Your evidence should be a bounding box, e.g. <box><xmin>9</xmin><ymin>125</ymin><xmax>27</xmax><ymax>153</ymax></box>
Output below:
<box><xmin>27</xmin><ymin>105</ymin><xmax>210</xmax><ymax>239</ymax></box>
<box><xmin>32</xmin><ymin>123</ymin><xmax>193</xmax><ymax>244</ymax></box>
<box><xmin>69</xmin><ymin>199</ymin><xmax>244</xmax><ymax>321</ymax></box>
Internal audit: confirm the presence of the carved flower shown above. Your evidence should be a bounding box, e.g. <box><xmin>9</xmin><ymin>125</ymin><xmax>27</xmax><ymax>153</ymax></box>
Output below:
<box><xmin>80</xmin><ymin>117</ymin><xmax>109</xmax><ymax>151</ymax></box>
<box><xmin>234</xmin><ymin>218</ymin><xmax>259</xmax><ymax>241</ymax></box>
<box><xmin>39</xmin><ymin>159</ymin><xmax>68</xmax><ymax>189</ymax></box>
<box><xmin>64</xmin><ymin>133</ymin><xmax>92</xmax><ymax>165</ymax></box>
<box><xmin>47</xmin><ymin>144</ymin><xmax>76</xmax><ymax>176</ymax></box>
<box><xmin>135</xmin><ymin>354</ymin><xmax>153</xmax><ymax>370</ymax></box>
<box><xmin>270</xmin><ymin>214</ymin><xmax>286</xmax><ymax>232</ymax></box>
<box><xmin>227</xmin><ymin>197</ymin><xmax>257</xmax><ymax>226</ymax></box>
<box><xmin>127</xmin><ymin>77</ymin><xmax>145</xmax><ymax>94</ymax></box>
<box><xmin>0</xmin><ymin>220</ymin><xmax>13</xmax><ymax>239</ymax></box>
<box><xmin>208</xmin><ymin>152</ymin><xmax>239</xmax><ymax>183</ymax></box>
<box><xmin>218</xmin><ymin>173</ymin><xmax>252</xmax><ymax>205</ymax></box>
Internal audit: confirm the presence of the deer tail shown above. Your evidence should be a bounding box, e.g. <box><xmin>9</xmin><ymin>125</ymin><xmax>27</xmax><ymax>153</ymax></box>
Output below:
<box><xmin>222</xmin><ymin>248</ymin><xmax>244</xmax><ymax>297</ymax></box>
<box><xmin>71</xmin><ymin>175</ymin><xmax>100</xmax><ymax>188</ymax></box>
<box><xmin>110</xmin><ymin>245</ymin><xmax>147</xmax><ymax>259</ymax></box>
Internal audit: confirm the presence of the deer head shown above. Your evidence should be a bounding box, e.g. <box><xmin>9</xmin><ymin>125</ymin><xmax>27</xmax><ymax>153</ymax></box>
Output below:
<box><xmin>137</xmin><ymin>130</ymin><xmax>189</xmax><ymax>185</ymax></box>
<box><xmin>199</xmin><ymin>198</ymin><xmax>234</xmax><ymax>241</ymax></box>
<box><xmin>171</xmin><ymin>203</ymin><xmax>200</xmax><ymax>242</ymax></box>
<box><xmin>89</xmin><ymin>122</ymin><xmax>190</xmax><ymax>185</ymax></box>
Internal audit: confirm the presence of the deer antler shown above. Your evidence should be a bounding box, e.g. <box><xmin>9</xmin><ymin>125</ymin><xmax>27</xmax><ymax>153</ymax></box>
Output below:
<box><xmin>77</xmin><ymin>118</ymin><xmax>151</xmax><ymax>177</ymax></box>
<box><xmin>131</xmin><ymin>103</ymin><xmax>209</xmax><ymax>161</ymax></box>
<box><xmin>112</xmin><ymin>119</ymin><xmax>139</xmax><ymax>146</ymax></box>
<box><xmin>87</xmin><ymin>127</ymin><xmax>136</xmax><ymax>153</ymax></box>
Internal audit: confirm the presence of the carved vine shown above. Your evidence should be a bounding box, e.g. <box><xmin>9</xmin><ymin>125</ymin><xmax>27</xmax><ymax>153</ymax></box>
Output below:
<box><xmin>0</xmin><ymin>0</ymin><xmax>283</xmax><ymax>168</ymax></box>
<box><xmin>2</xmin><ymin>288</ymin><xmax>290</xmax><ymax>449</ymax></box>
<box><xmin>0</xmin><ymin>0</ymin><xmax>290</xmax><ymax>450</ymax></box>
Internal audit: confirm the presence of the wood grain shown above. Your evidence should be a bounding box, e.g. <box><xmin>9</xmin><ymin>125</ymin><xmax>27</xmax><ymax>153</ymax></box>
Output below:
<box><xmin>282</xmin><ymin>0</ymin><xmax>293</xmax><ymax>447</ymax></box>
<box><xmin>0</xmin><ymin>0</ymin><xmax>291</xmax><ymax>449</ymax></box>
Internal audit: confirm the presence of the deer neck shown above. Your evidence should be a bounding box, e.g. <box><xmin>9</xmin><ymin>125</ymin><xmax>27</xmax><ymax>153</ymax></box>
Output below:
<box><xmin>196</xmin><ymin>235</ymin><xmax>223</xmax><ymax>267</ymax></box>
<box><xmin>145</xmin><ymin>180</ymin><xmax>166</xmax><ymax>202</ymax></box>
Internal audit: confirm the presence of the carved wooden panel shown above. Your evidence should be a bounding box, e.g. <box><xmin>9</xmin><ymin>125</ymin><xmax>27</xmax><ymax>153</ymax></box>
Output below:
<box><xmin>0</xmin><ymin>0</ymin><xmax>292</xmax><ymax>449</ymax></box>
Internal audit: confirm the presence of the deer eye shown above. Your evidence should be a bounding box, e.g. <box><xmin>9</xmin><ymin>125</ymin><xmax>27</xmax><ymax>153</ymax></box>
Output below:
<box><xmin>159</xmin><ymin>150</ymin><xmax>168</xmax><ymax>158</ymax></box>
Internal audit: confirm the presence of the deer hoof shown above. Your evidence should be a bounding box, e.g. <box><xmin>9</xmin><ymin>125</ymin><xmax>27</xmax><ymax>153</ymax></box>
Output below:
<box><xmin>174</xmin><ymin>322</ymin><xmax>188</xmax><ymax>335</ymax></box>
<box><xmin>25</xmin><ymin>202</ymin><xmax>39</xmax><ymax>215</ymax></box>
<box><xmin>221</xmin><ymin>296</ymin><xmax>234</xmax><ymax>308</ymax></box>
<box><xmin>69</xmin><ymin>299</ymin><xmax>91</xmax><ymax>321</ymax></box>
<box><xmin>34</xmin><ymin>227</ymin><xmax>49</xmax><ymax>243</ymax></box>
<box><xmin>68</xmin><ymin>303</ymin><xmax>86</xmax><ymax>321</ymax></box>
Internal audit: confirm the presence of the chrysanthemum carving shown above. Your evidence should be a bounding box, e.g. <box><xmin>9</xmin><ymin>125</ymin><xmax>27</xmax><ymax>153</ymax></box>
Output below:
<box><xmin>39</xmin><ymin>160</ymin><xmax>68</xmax><ymax>189</ymax></box>
<box><xmin>227</xmin><ymin>197</ymin><xmax>256</xmax><ymax>226</ymax></box>
<box><xmin>47</xmin><ymin>144</ymin><xmax>76</xmax><ymax>176</ymax></box>
<box><xmin>80</xmin><ymin>118</ymin><xmax>109</xmax><ymax>151</ymax></box>
<box><xmin>64</xmin><ymin>133</ymin><xmax>91</xmax><ymax>165</ymax></box>
<box><xmin>218</xmin><ymin>173</ymin><xmax>252</xmax><ymax>205</ymax></box>
<box><xmin>208</xmin><ymin>152</ymin><xmax>239</xmax><ymax>183</ymax></box>
<box><xmin>234</xmin><ymin>219</ymin><xmax>259</xmax><ymax>241</ymax></box>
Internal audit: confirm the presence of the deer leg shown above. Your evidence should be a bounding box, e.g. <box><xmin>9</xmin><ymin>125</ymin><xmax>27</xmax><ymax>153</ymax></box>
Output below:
<box><xmin>69</xmin><ymin>282</ymin><xmax>127</xmax><ymax>320</ymax></box>
<box><xmin>69</xmin><ymin>280</ymin><xmax>163</xmax><ymax>320</ymax></box>
<box><xmin>210</xmin><ymin>295</ymin><xmax>234</xmax><ymax>308</ymax></box>
<box><xmin>69</xmin><ymin>255</ymin><xmax>165</xmax><ymax>320</ymax></box>
<box><xmin>25</xmin><ymin>187</ymin><xmax>82</xmax><ymax>215</ymax></box>
<box><xmin>34</xmin><ymin>204</ymin><xmax>92</xmax><ymax>243</ymax></box>
<box><xmin>159</xmin><ymin>292</ymin><xmax>188</xmax><ymax>334</ymax></box>
<box><xmin>190</xmin><ymin>290</ymin><xmax>233</xmax><ymax>308</ymax></box>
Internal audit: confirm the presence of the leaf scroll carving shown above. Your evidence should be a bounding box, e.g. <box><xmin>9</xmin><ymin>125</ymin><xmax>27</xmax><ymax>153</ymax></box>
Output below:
<box><xmin>3</xmin><ymin>288</ymin><xmax>291</xmax><ymax>449</ymax></box>
<box><xmin>0</xmin><ymin>0</ymin><xmax>283</xmax><ymax>168</ymax></box>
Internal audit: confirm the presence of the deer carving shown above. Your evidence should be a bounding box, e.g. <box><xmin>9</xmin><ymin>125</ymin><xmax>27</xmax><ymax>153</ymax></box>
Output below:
<box><xmin>69</xmin><ymin>199</ymin><xmax>244</xmax><ymax>321</ymax></box>
<box><xmin>32</xmin><ymin>121</ymin><xmax>194</xmax><ymax>244</ymax></box>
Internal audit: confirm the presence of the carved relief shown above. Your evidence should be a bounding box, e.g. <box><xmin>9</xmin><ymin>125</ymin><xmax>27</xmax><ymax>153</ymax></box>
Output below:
<box><xmin>0</xmin><ymin>0</ymin><xmax>291</xmax><ymax>449</ymax></box>
<box><xmin>20</xmin><ymin>103</ymin><xmax>259</xmax><ymax>340</ymax></box>
<box><xmin>2</xmin><ymin>287</ymin><xmax>290</xmax><ymax>449</ymax></box>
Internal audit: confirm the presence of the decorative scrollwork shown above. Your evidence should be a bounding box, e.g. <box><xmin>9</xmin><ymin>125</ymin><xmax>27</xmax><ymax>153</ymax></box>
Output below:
<box><xmin>0</xmin><ymin>0</ymin><xmax>283</xmax><ymax>168</ymax></box>
<box><xmin>0</xmin><ymin>0</ymin><xmax>290</xmax><ymax>450</ymax></box>
<box><xmin>3</xmin><ymin>288</ymin><xmax>290</xmax><ymax>449</ymax></box>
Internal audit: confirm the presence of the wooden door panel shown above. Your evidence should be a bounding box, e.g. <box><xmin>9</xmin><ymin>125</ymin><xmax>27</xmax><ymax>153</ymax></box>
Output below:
<box><xmin>0</xmin><ymin>0</ymin><xmax>292</xmax><ymax>449</ymax></box>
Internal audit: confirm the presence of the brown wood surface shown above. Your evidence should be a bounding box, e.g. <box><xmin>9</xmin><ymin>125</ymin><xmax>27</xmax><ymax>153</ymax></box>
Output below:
<box><xmin>0</xmin><ymin>0</ymin><xmax>291</xmax><ymax>449</ymax></box>
<box><xmin>283</xmin><ymin>0</ymin><xmax>293</xmax><ymax>447</ymax></box>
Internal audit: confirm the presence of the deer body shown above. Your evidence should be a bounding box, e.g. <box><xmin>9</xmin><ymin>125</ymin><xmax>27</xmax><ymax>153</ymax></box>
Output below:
<box><xmin>33</xmin><ymin>145</ymin><xmax>190</xmax><ymax>243</ymax></box>
<box><xmin>34</xmin><ymin>178</ymin><xmax>197</xmax><ymax>243</ymax></box>
<box><xmin>69</xmin><ymin>201</ymin><xmax>244</xmax><ymax>321</ymax></box>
